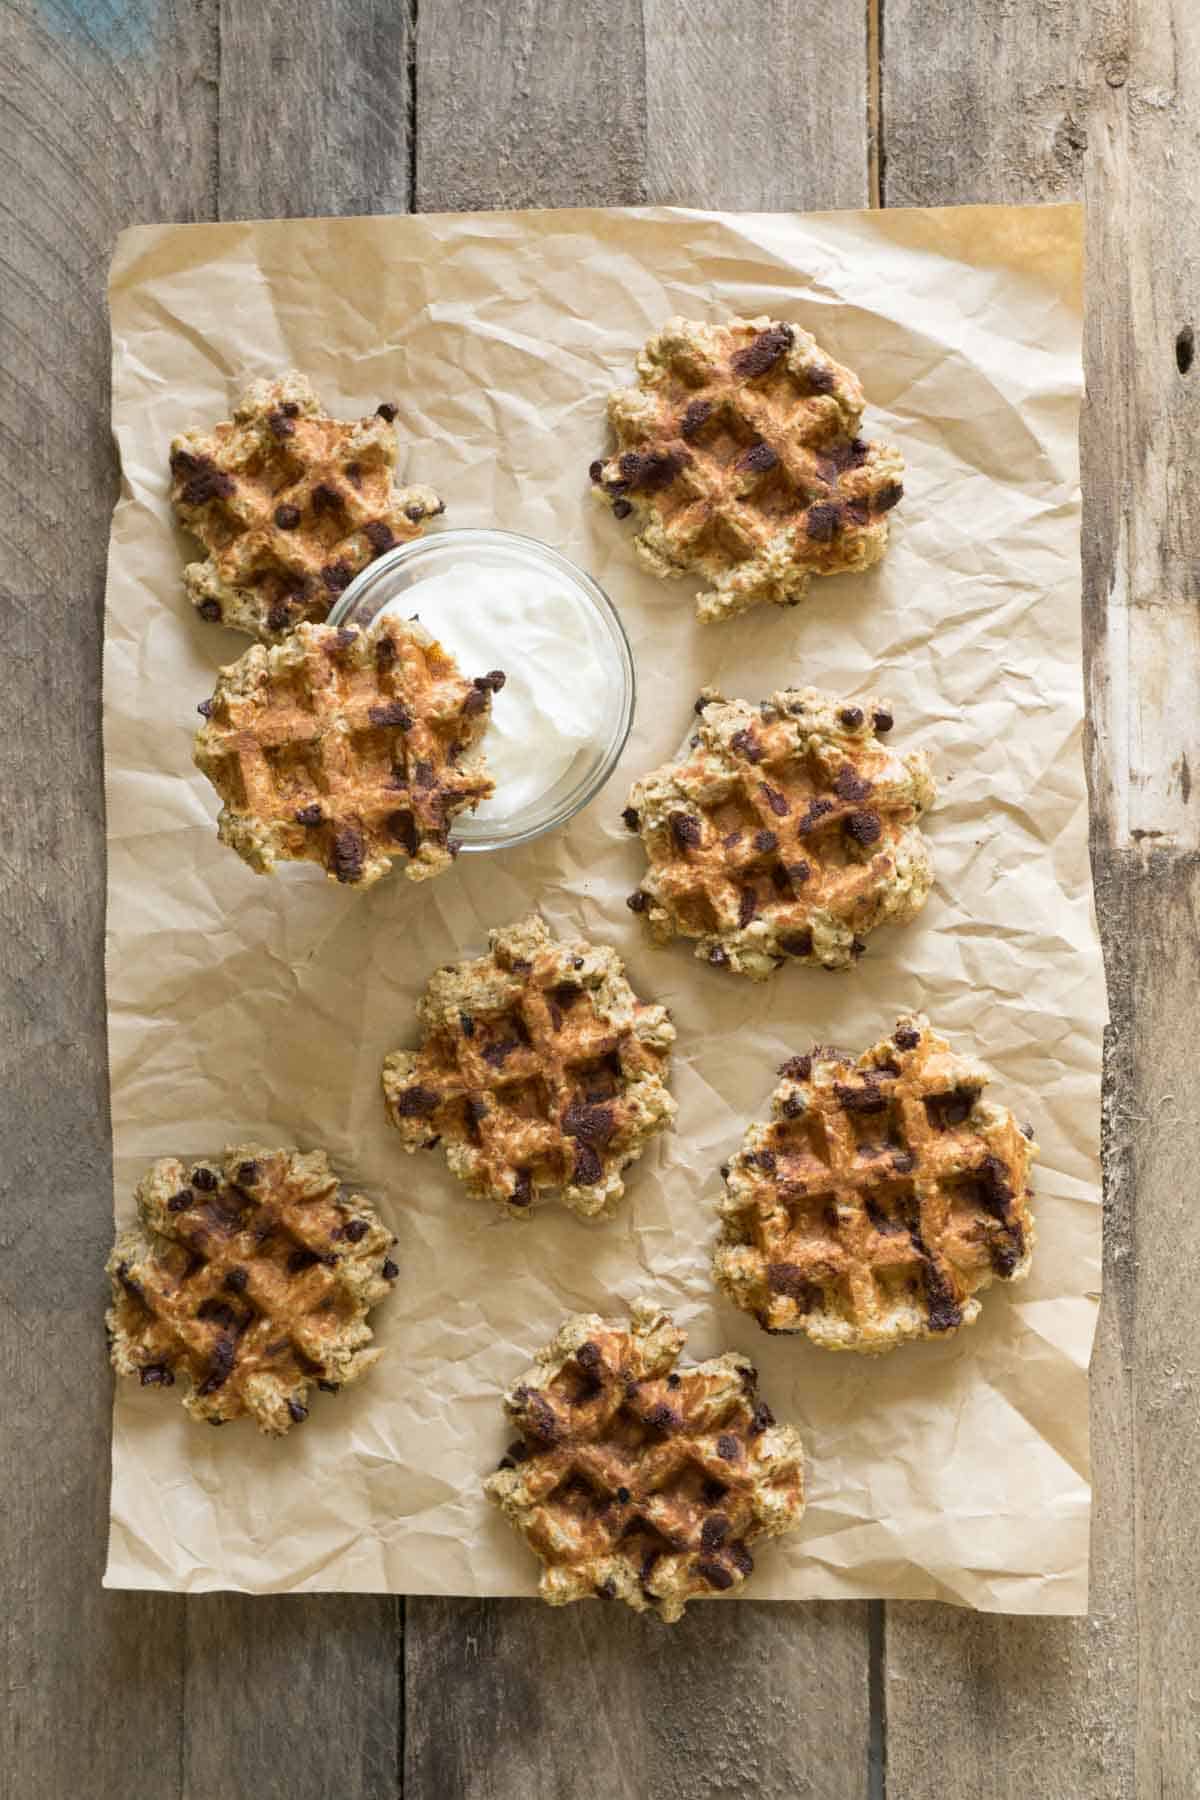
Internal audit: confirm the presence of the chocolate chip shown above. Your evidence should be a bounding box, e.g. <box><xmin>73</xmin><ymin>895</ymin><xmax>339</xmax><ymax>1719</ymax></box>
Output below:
<box><xmin>834</xmin><ymin>766</ymin><xmax>873</xmax><ymax>803</ymax></box>
<box><xmin>669</xmin><ymin>811</ymin><xmax>702</xmax><ymax>850</ymax></box>
<box><xmin>739</xmin><ymin>440</ymin><xmax>778</xmax><ymax>473</ymax></box>
<box><xmin>780</xmin><ymin>931</ymin><xmax>813</xmax><ymax>957</ymax></box>
<box><xmin>224</xmin><ymin>1267</ymin><xmax>249</xmax><ymax>1293</ymax></box>
<box><xmin>287</xmin><ymin>1399</ymin><xmax>308</xmax><ymax>1424</ymax></box>
<box><xmin>562</xmin><ymin>1101</ymin><xmax>615</xmax><ymax>1146</ymax></box>
<box><xmin>700</xmin><ymin>1515</ymin><xmax>730</xmax><ymax>1553</ymax></box>
<box><xmin>787</xmin><ymin>861</ymin><xmax>811</xmax><ymax>884</ymax></box>
<box><xmin>369</xmin><ymin>700</ymin><xmax>413</xmax><ymax>729</ymax></box>
<box><xmin>396</xmin><ymin>1086</ymin><xmax>440</xmax><ymax>1120</ymax></box>
<box><xmin>167</xmin><ymin>1190</ymin><xmax>193</xmax><ymax>1212</ymax></box>
<box><xmin>332</xmin><ymin>827</ymin><xmax>365</xmax><ymax>883</ymax></box>
<box><xmin>182</xmin><ymin>467</ymin><xmax>237</xmax><ymax>506</ymax></box>
<box><xmin>588</xmin><ymin>460</ymin><xmax>604</xmax><ymax>483</ymax></box>
<box><xmin>196</xmin><ymin>699</ymin><xmax>214</xmax><ymax>718</ymax></box>
<box><xmin>335</xmin><ymin>627</ymin><xmax>358</xmax><ymax>649</ymax></box>
<box><xmin>716</xmin><ymin>1433</ymin><xmax>740</xmax><ymax>1462</ymax></box>
<box><xmin>361</xmin><ymin>520</ymin><xmax>393</xmax><ymax>556</ymax></box>
<box><xmin>696</xmin><ymin>1559</ymin><xmax>735</xmax><ymax>1591</ymax></box>
<box><xmin>892</xmin><ymin>1150</ymin><xmax>916</xmax><ymax>1174</ymax></box>
<box><xmin>731</xmin><ymin>323</ymin><xmax>794</xmax><ymax>378</ymax></box>
<box><xmin>753</xmin><ymin>829</ymin><xmax>778</xmax><ymax>853</ymax></box>
<box><xmin>376</xmin><ymin>402</ymin><xmax>398</xmax><ymax>422</ymax></box>
<box><xmin>645</xmin><ymin>1403</ymin><xmax>680</xmax><ymax>1435</ymax></box>
<box><xmin>191</xmin><ymin>1167</ymin><xmax>218</xmax><ymax>1191</ymax></box>
<box><xmin>281</xmin><ymin>402</ymin><xmax>300</xmax><ymax>418</ymax></box>
<box><xmin>287</xmin><ymin>1249</ymin><xmax>320</xmax><ymax>1275</ymax></box>
<box><xmin>805</xmin><ymin>364</ymin><xmax>835</xmax><ymax>394</ymax></box>
<box><xmin>376</xmin><ymin>635</ymin><xmax>398</xmax><ymax>670</ymax></box>
<box><xmin>780</xmin><ymin>1054</ymin><xmax>812</xmax><ymax>1081</ymax></box>
<box><xmin>626</xmin><ymin>890</ymin><xmax>650</xmax><ymax>914</ymax></box>
<box><xmin>198</xmin><ymin>599</ymin><xmax>223</xmax><ymax>622</ymax></box>
<box><xmin>838</xmin><ymin>706</ymin><xmax>865</xmax><ymax>729</ymax></box>
<box><xmin>873</xmin><ymin>709</ymin><xmax>894</xmax><ymax>734</ymax></box>
<box><xmin>621</xmin><ymin>806</ymin><xmax>640</xmax><ymax>833</ymax></box>
<box><xmin>760</xmin><ymin>783</ymin><xmax>789</xmax><ymax>816</ymax></box>
<box><xmin>781</xmin><ymin>1093</ymin><xmax>805</xmax><ymax>1118</ymax></box>
<box><xmin>139</xmin><ymin>1363</ymin><xmax>174</xmax><ymax>1387</ymax></box>
<box><xmin>510</xmin><ymin>1171</ymin><xmax>534</xmax><ymax>1209</ymax></box>
<box><xmin>894</xmin><ymin>1025</ymin><xmax>921</xmax><ymax>1050</ymax></box>
<box><xmin>617</xmin><ymin>448</ymin><xmax>684</xmax><ymax>492</ymax></box>
<box><xmin>382</xmin><ymin>1259</ymin><xmax>399</xmax><ymax>1279</ymax></box>
<box><xmin>730</xmin><ymin>728</ymin><xmax>763</xmax><ymax>763</ymax></box>
<box><xmin>274</xmin><ymin>503</ymin><xmax>302</xmax><ymax>530</ymax></box>
<box><xmin>267</xmin><ymin>410</ymin><xmax>295</xmax><ymax>439</ymax></box>
<box><xmin>845</xmin><ymin>810</ymin><xmax>883</xmax><ymax>846</ymax></box>
<box><xmin>1022</xmin><ymin>1121</ymin><xmax>1036</xmax><ymax>1141</ymax></box>
<box><xmin>321</xmin><ymin>561</ymin><xmax>354</xmax><ymax>592</ymax></box>
<box><xmin>573</xmin><ymin>1142</ymin><xmax>603</xmax><ymax>1186</ymax></box>
<box><xmin>404</xmin><ymin>503</ymin><xmax>426</xmax><ymax>523</ymax></box>
<box><xmin>266</xmin><ymin>602</ymin><xmax>291</xmax><ymax>633</ymax></box>
<box><xmin>197</xmin><ymin>1337</ymin><xmax>236</xmax><ymax>1396</ymax></box>
<box><xmin>294</xmin><ymin>803</ymin><xmax>323</xmax><ymax>827</ymax></box>
<box><xmin>611</xmin><ymin>498</ymin><xmax>633</xmax><ymax>520</ymax></box>
<box><xmin>806</xmin><ymin>502</ymin><xmax>842</xmax><ymax>542</ymax></box>
<box><xmin>728</xmin><ymin>1542</ymin><xmax>754</xmax><ymax>1577</ymax></box>
<box><xmin>708</xmin><ymin>945</ymin><xmax>729</xmax><ymax>967</ymax></box>
<box><xmin>342</xmin><ymin>1219</ymin><xmax>369</xmax><ymax>1244</ymax></box>
<box><xmin>745</xmin><ymin>1148</ymin><xmax>777</xmax><ymax>1173</ymax></box>
<box><xmin>738</xmin><ymin>888</ymin><xmax>758</xmax><ymax>927</ymax></box>
<box><xmin>596</xmin><ymin>1578</ymin><xmax>617</xmax><ymax>1600</ymax></box>
<box><xmin>834</xmin><ymin>1081</ymin><xmax>889</xmax><ymax>1115</ymax></box>
<box><xmin>874</xmin><ymin>481</ymin><xmax>903</xmax><ymax>513</ymax></box>
<box><xmin>798</xmin><ymin>798</ymin><xmax>834</xmax><ymax>835</ymax></box>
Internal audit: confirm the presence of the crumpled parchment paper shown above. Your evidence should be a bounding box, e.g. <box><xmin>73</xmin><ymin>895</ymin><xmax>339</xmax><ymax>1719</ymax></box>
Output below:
<box><xmin>102</xmin><ymin>202</ymin><xmax>1097</xmax><ymax>1612</ymax></box>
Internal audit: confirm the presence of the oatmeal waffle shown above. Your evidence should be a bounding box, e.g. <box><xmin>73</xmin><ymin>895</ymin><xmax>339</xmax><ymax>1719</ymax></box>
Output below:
<box><xmin>713</xmin><ymin>1016</ymin><xmax>1037</xmax><ymax>1351</ymax></box>
<box><xmin>485</xmin><ymin>1300</ymin><xmax>806</xmax><ymax>1621</ymax></box>
<box><xmin>624</xmin><ymin>686</ymin><xmax>934</xmax><ymax>979</ymax></box>
<box><xmin>590</xmin><ymin>316</ymin><xmax>903</xmax><ymax>623</ymax></box>
<box><xmin>194</xmin><ymin>614</ymin><xmax>501</xmax><ymax>887</ymax></box>
<box><xmin>170</xmin><ymin>371</ymin><xmax>444</xmax><ymax>641</ymax></box>
<box><xmin>106</xmin><ymin>1146</ymin><xmax>399</xmax><ymax>1434</ymax></box>
<box><xmin>381</xmin><ymin>915</ymin><xmax>676</xmax><ymax>1219</ymax></box>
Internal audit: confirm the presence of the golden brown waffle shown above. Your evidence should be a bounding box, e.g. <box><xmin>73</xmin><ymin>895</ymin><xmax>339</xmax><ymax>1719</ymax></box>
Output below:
<box><xmin>381</xmin><ymin>915</ymin><xmax>676</xmax><ymax>1219</ymax></box>
<box><xmin>713</xmin><ymin>1016</ymin><xmax>1037</xmax><ymax>1352</ymax></box>
<box><xmin>624</xmin><ymin>686</ymin><xmax>935</xmax><ymax>979</ymax></box>
<box><xmin>170</xmin><ymin>371</ymin><xmax>444</xmax><ymax>642</ymax></box>
<box><xmin>484</xmin><ymin>1300</ymin><xmax>806</xmax><ymax>1621</ymax></box>
<box><xmin>106</xmin><ymin>1146</ymin><xmax>399</xmax><ymax>1434</ymax></box>
<box><xmin>590</xmin><ymin>316</ymin><xmax>903</xmax><ymax>623</ymax></box>
<box><xmin>194</xmin><ymin>614</ymin><xmax>501</xmax><ymax>887</ymax></box>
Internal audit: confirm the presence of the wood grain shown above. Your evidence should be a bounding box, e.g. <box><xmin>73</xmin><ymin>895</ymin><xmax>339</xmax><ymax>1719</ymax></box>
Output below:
<box><xmin>218</xmin><ymin>1</ymin><xmax>414</xmax><ymax>220</ymax></box>
<box><xmin>415</xmin><ymin>0</ymin><xmax>648</xmax><ymax>211</ymax></box>
<box><xmin>0</xmin><ymin>5</ymin><xmax>215</xmax><ymax>1797</ymax></box>
<box><xmin>883</xmin><ymin>0</ymin><xmax>1199</xmax><ymax>1794</ymax></box>
<box><xmin>406</xmin><ymin>7</ymin><xmax>875</xmax><ymax>1797</ymax></box>
<box><xmin>642</xmin><ymin>0</ymin><xmax>869</xmax><ymax>209</ymax></box>
<box><xmin>405</xmin><ymin>1597</ymin><xmax>870</xmax><ymax>1800</ymax></box>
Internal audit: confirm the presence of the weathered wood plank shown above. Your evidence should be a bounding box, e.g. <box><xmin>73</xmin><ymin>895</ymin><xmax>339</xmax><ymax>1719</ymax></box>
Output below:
<box><xmin>165</xmin><ymin>10</ymin><xmax>413</xmax><ymax>1798</ymax></box>
<box><xmin>407</xmin><ymin>8</ymin><xmax>874</xmax><ymax>1797</ymax></box>
<box><xmin>217</xmin><ymin>0</ymin><xmax>414</xmax><ymax>220</ymax></box>
<box><xmin>0</xmin><ymin>4</ymin><xmax>216</xmax><ymax>1798</ymax></box>
<box><xmin>642</xmin><ymin>0</ymin><xmax>869</xmax><ymax>209</ymax></box>
<box><xmin>882</xmin><ymin>0</ymin><xmax>1200</xmax><ymax>1793</ymax></box>
<box><xmin>415</xmin><ymin>0</ymin><xmax>648</xmax><ymax>211</ymax></box>
<box><xmin>405</xmin><ymin>1597</ymin><xmax>870</xmax><ymax>1800</ymax></box>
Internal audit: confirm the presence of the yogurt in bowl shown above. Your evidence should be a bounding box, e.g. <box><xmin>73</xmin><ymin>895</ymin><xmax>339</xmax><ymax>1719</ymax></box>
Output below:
<box><xmin>329</xmin><ymin>528</ymin><xmax>635</xmax><ymax>851</ymax></box>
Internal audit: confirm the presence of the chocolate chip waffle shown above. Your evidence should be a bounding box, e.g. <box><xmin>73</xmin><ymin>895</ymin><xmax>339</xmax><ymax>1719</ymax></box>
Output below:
<box><xmin>713</xmin><ymin>1016</ymin><xmax>1037</xmax><ymax>1352</ymax></box>
<box><xmin>624</xmin><ymin>686</ymin><xmax>934</xmax><ymax>979</ymax></box>
<box><xmin>381</xmin><ymin>915</ymin><xmax>676</xmax><ymax>1219</ymax></box>
<box><xmin>106</xmin><ymin>1146</ymin><xmax>400</xmax><ymax>1434</ymax></box>
<box><xmin>484</xmin><ymin>1300</ymin><xmax>806</xmax><ymax>1621</ymax></box>
<box><xmin>194</xmin><ymin>614</ymin><xmax>501</xmax><ymax>887</ymax></box>
<box><xmin>590</xmin><ymin>316</ymin><xmax>903</xmax><ymax>624</ymax></box>
<box><xmin>170</xmin><ymin>371</ymin><xmax>444</xmax><ymax>641</ymax></box>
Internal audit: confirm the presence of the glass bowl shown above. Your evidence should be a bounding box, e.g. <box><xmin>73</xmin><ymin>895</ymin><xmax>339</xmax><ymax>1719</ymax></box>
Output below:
<box><xmin>328</xmin><ymin>527</ymin><xmax>636</xmax><ymax>852</ymax></box>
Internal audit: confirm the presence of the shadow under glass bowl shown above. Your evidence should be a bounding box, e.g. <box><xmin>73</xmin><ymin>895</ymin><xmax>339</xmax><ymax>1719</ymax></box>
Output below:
<box><xmin>328</xmin><ymin>527</ymin><xmax>636</xmax><ymax>853</ymax></box>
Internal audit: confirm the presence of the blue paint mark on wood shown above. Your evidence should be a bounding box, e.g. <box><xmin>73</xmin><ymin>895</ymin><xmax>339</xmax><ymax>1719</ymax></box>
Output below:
<box><xmin>33</xmin><ymin>0</ymin><xmax>157</xmax><ymax>56</ymax></box>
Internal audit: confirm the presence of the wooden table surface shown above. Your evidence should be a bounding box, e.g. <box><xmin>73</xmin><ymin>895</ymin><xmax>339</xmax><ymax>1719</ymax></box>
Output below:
<box><xmin>2</xmin><ymin>2</ymin><xmax>1193</xmax><ymax>1795</ymax></box>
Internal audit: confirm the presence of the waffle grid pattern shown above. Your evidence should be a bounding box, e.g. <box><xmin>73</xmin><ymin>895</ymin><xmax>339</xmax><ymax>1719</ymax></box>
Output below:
<box><xmin>713</xmin><ymin>1017</ymin><xmax>1037</xmax><ymax>1351</ymax></box>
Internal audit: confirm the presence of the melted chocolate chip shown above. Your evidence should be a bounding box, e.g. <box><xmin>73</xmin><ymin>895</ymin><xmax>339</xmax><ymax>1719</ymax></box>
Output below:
<box><xmin>394</xmin><ymin>1085</ymin><xmax>439</xmax><ymax>1117</ymax></box>
<box><xmin>332</xmin><ymin>827</ymin><xmax>365</xmax><ymax>883</ymax></box>
<box><xmin>388</xmin><ymin>811</ymin><xmax>419</xmax><ymax>857</ymax></box>
<box><xmin>669</xmin><ymin>811</ymin><xmax>702</xmax><ymax>850</ymax></box>
<box><xmin>806</xmin><ymin>501</ymin><xmax>842</xmax><ymax>542</ymax></box>
<box><xmin>621</xmin><ymin>806</ymin><xmax>639</xmax><ymax>832</ymax></box>
<box><xmin>739</xmin><ymin>440</ymin><xmax>778</xmax><ymax>473</ymax></box>
<box><xmin>274</xmin><ymin>503</ymin><xmax>302</xmax><ymax>530</ymax></box>
<box><xmin>731</xmin><ymin>323</ymin><xmax>794</xmax><ymax>378</ymax></box>
<box><xmin>894</xmin><ymin>1025</ymin><xmax>921</xmax><ymax>1050</ymax></box>
<box><xmin>874</xmin><ymin>481</ymin><xmax>903</xmax><ymax>513</ymax></box>
<box><xmin>369</xmin><ymin>700</ymin><xmax>414</xmax><ymax>729</ymax></box>
<box><xmin>845</xmin><ymin>810</ymin><xmax>883</xmax><ymax>846</ymax></box>
<box><xmin>294</xmin><ymin>803</ymin><xmax>323</xmax><ymax>826</ymax></box>
<box><xmin>626</xmin><ymin>890</ymin><xmax>650</xmax><ymax>914</ymax></box>
<box><xmin>364</xmin><ymin>520</ymin><xmax>395</xmax><ymax>555</ymax></box>
<box><xmin>838</xmin><ymin>706</ymin><xmax>865</xmax><ymax>729</ymax></box>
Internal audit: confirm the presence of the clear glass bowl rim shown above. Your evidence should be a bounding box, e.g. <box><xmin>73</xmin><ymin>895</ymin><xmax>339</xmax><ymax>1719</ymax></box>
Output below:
<box><xmin>327</xmin><ymin>526</ymin><xmax>637</xmax><ymax>853</ymax></box>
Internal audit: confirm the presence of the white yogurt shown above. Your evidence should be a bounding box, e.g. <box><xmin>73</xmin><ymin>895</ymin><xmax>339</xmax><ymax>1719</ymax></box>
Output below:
<box><xmin>383</xmin><ymin>561</ymin><xmax>620</xmax><ymax>819</ymax></box>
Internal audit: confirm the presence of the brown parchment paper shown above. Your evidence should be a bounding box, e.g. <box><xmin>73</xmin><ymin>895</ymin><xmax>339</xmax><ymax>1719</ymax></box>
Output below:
<box><xmin>102</xmin><ymin>203</ymin><xmax>1097</xmax><ymax>1612</ymax></box>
